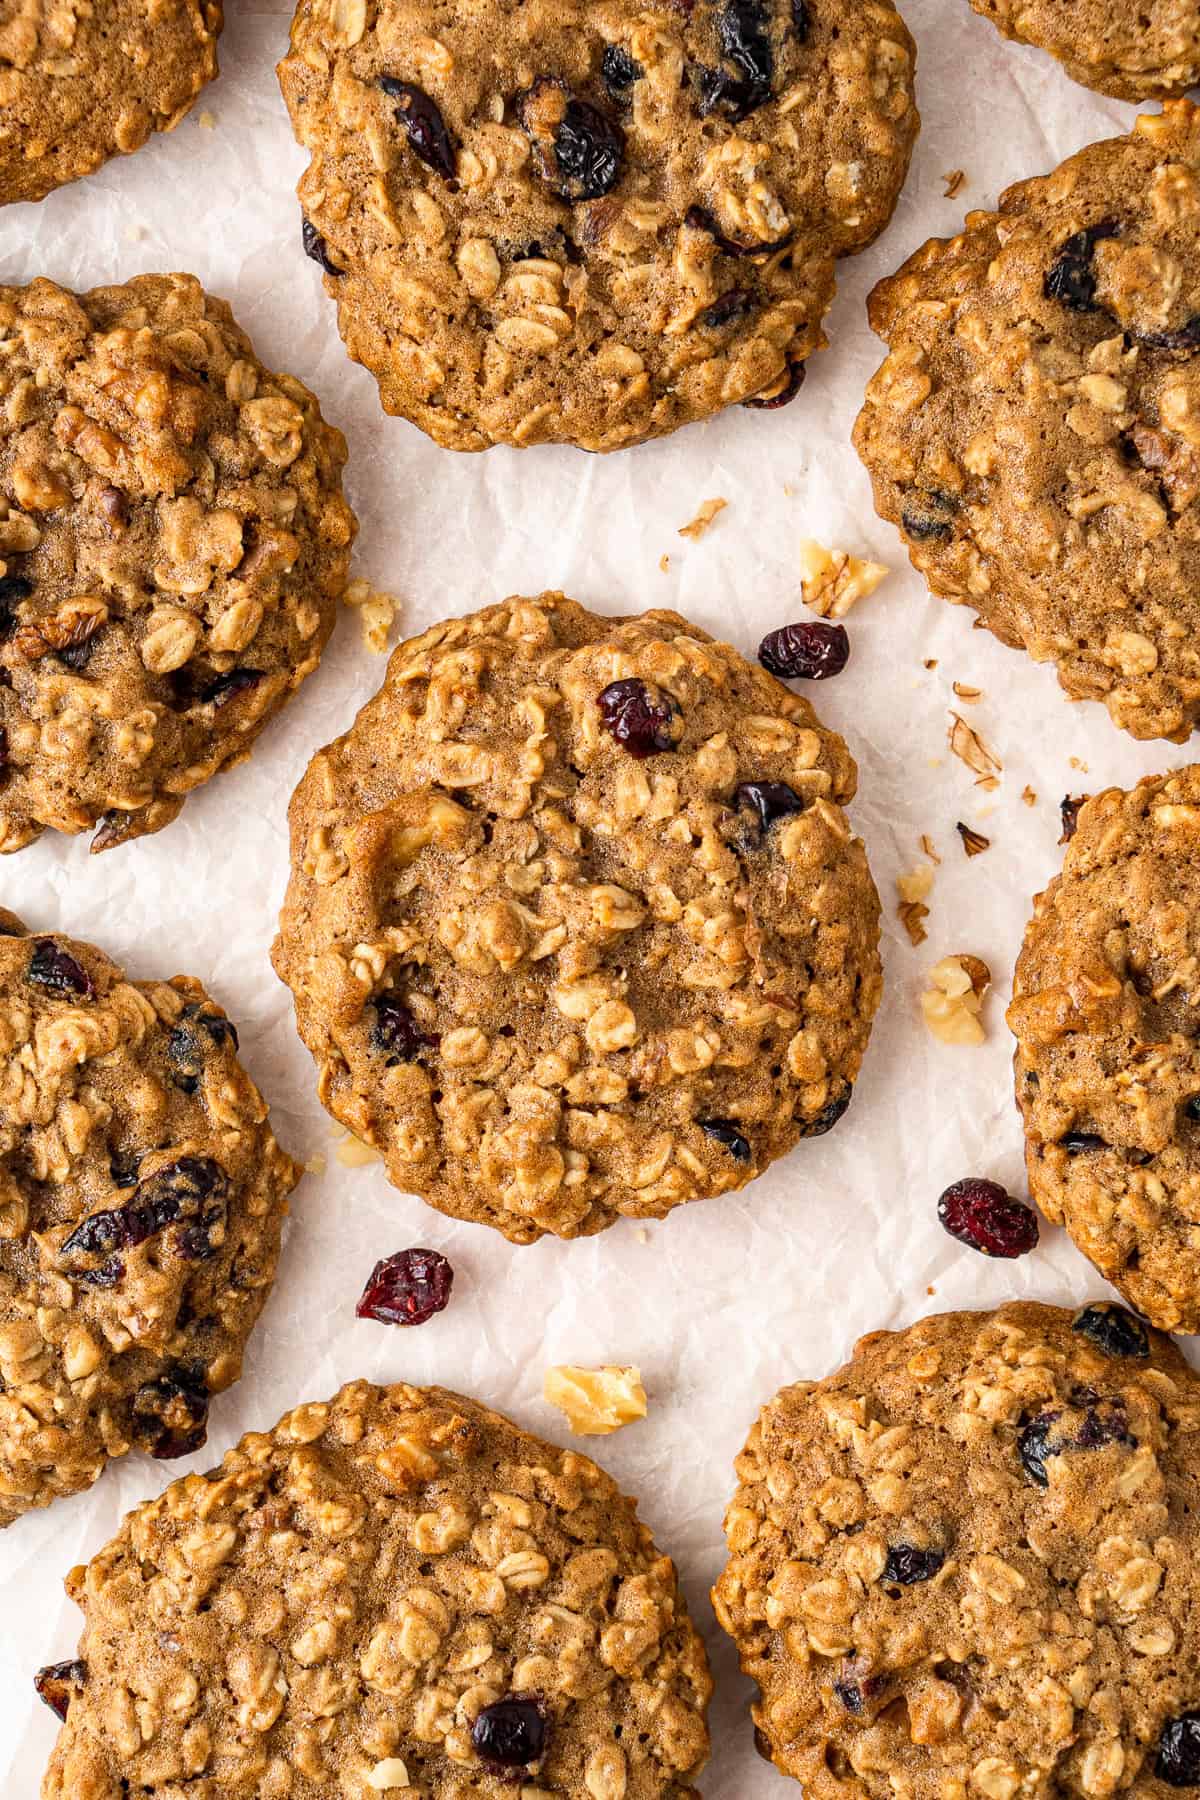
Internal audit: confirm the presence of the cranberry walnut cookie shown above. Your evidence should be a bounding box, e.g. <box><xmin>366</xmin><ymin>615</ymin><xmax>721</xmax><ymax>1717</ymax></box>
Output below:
<box><xmin>854</xmin><ymin>100</ymin><xmax>1200</xmax><ymax>745</ymax></box>
<box><xmin>966</xmin><ymin>0</ymin><xmax>1200</xmax><ymax>102</ymax></box>
<box><xmin>1009</xmin><ymin>767</ymin><xmax>1200</xmax><ymax>1334</ymax></box>
<box><xmin>276</xmin><ymin>0</ymin><xmax>918</xmax><ymax>451</ymax></box>
<box><xmin>273</xmin><ymin>594</ymin><xmax>882</xmax><ymax>1242</ymax></box>
<box><xmin>0</xmin><ymin>273</ymin><xmax>356</xmax><ymax>853</ymax></box>
<box><xmin>0</xmin><ymin>916</ymin><xmax>297</xmax><ymax>1526</ymax></box>
<box><xmin>39</xmin><ymin>1379</ymin><xmax>713</xmax><ymax>1798</ymax></box>
<box><xmin>714</xmin><ymin>1301</ymin><xmax>1200</xmax><ymax>1795</ymax></box>
<box><xmin>0</xmin><ymin>0</ymin><xmax>223</xmax><ymax>206</ymax></box>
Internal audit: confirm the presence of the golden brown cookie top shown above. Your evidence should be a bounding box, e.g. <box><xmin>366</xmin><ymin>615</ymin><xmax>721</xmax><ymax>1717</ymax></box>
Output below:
<box><xmin>854</xmin><ymin>100</ymin><xmax>1200</xmax><ymax>745</ymax></box>
<box><xmin>278</xmin><ymin>0</ymin><xmax>918</xmax><ymax>450</ymax></box>
<box><xmin>714</xmin><ymin>1301</ymin><xmax>1200</xmax><ymax>1798</ymax></box>
<box><xmin>966</xmin><ymin>0</ymin><xmax>1200</xmax><ymax>101</ymax></box>
<box><xmin>0</xmin><ymin>272</ymin><xmax>356</xmax><ymax>854</ymax></box>
<box><xmin>1009</xmin><ymin>766</ymin><xmax>1200</xmax><ymax>1332</ymax></box>
<box><xmin>40</xmin><ymin>1379</ymin><xmax>713</xmax><ymax>1799</ymax></box>
<box><xmin>273</xmin><ymin>593</ymin><xmax>882</xmax><ymax>1241</ymax></box>
<box><xmin>0</xmin><ymin>923</ymin><xmax>297</xmax><ymax>1526</ymax></box>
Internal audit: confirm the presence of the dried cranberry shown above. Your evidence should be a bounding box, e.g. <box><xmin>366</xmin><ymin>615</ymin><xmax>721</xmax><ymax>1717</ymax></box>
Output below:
<box><xmin>733</xmin><ymin>780</ymin><xmax>806</xmax><ymax>832</ymax></box>
<box><xmin>702</xmin><ymin>288</ymin><xmax>755</xmax><ymax>330</ymax></box>
<box><xmin>1059</xmin><ymin>794</ymin><xmax>1086</xmax><ymax>843</ymax></box>
<box><xmin>882</xmin><ymin>1544</ymin><xmax>944</xmax><ymax>1585</ymax></box>
<box><xmin>799</xmin><ymin>1086</ymin><xmax>852</xmax><ymax>1137</ymax></box>
<box><xmin>693</xmin><ymin>0</ymin><xmax>774</xmax><ymax>118</ymax></box>
<box><xmin>131</xmin><ymin>1363</ymin><xmax>209</xmax><ymax>1459</ymax></box>
<box><xmin>601</xmin><ymin>43</ymin><xmax>642</xmax><ymax>100</ymax></box>
<box><xmin>356</xmin><ymin>1248</ymin><xmax>454</xmax><ymax>1326</ymax></box>
<box><xmin>380</xmin><ymin>77</ymin><xmax>457</xmax><ymax>180</ymax></box>
<box><xmin>168</xmin><ymin>1004</ymin><xmax>238</xmax><ymax>1093</ymax></box>
<box><xmin>1017</xmin><ymin>1413</ymin><xmax>1056</xmax><ymax>1487</ymax></box>
<box><xmin>197</xmin><ymin>667</ymin><xmax>263</xmax><ymax>707</ymax></box>
<box><xmin>0</xmin><ymin>725</ymin><xmax>7</xmax><ymax>774</ymax></box>
<box><xmin>699</xmin><ymin>1118</ymin><xmax>752</xmax><ymax>1162</ymax></box>
<box><xmin>758</xmin><ymin>621</ymin><xmax>849</xmax><ymax>680</ymax></box>
<box><xmin>833</xmin><ymin>1676</ymin><xmax>865</xmax><ymax>1714</ymax></box>
<box><xmin>555</xmin><ymin>98</ymin><xmax>625</xmax><ymax>200</ymax></box>
<box><xmin>900</xmin><ymin>492</ymin><xmax>957</xmax><ymax>541</ymax></box>
<box><xmin>1060</xmin><ymin>1131</ymin><xmax>1106</xmax><ymax>1153</ymax></box>
<box><xmin>1188</xmin><ymin>1096</ymin><xmax>1200</xmax><ymax>1122</ymax></box>
<box><xmin>937</xmin><ymin>1178</ymin><xmax>1039</xmax><ymax>1258</ymax></box>
<box><xmin>1072</xmin><ymin>1304</ymin><xmax>1149</xmax><ymax>1360</ymax></box>
<box><xmin>1158</xmin><ymin>1715</ymin><xmax>1200</xmax><ymax>1786</ymax></box>
<box><xmin>693</xmin><ymin>62</ymin><xmax>765</xmax><ymax>120</ymax></box>
<box><xmin>29</xmin><ymin>939</ymin><xmax>94</xmax><ymax>1000</ymax></box>
<box><xmin>370</xmin><ymin>992</ymin><xmax>434</xmax><ymax>1063</ymax></box>
<box><xmin>302</xmin><ymin>218</ymin><xmax>342</xmax><ymax>276</ymax></box>
<box><xmin>1018</xmin><ymin>1397</ymin><xmax>1134</xmax><ymax>1487</ymax></box>
<box><xmin>683</xmin><ymin>204</ymin><xmax>792</xmax><ymax>259</ymax></box>
<box><xmin>34</xmin><ymin>1659</ymin><xmax>86</xmax><ymax>1721</ymax></box>
<box><xmin>1137</xmin><ymin>316</ymin><xmax>1200</xmax><ymax>354</ymax></box>
<box><xmin>0</xmin><ymin>573</ymin><xmax>31</xmax><ymax>634</ymax></box>
<box><xmin>791</xmin><ymin>0</ymin><xmax>810</xmax><ymax>38</ymax></box>
<box><xmin>472</xmin><ymin>1696</ymin><xmax>547</xmax><ymax>1767</ymax></box>
<box><xmin>61</xmin><ymin>1156</ymin><xmax>228</xmax><ymax>1268</ymax></box>
<box><xmin>1043</xmin><ymin>219</ymin><xmax>1119</xmax><ymax>313</ymax></box>
<box><xmin>76</xmin><ymin>1259</ymin><xmax>125</xmax><ymax>1290</ymax></box>
<box><xmin>109</xmin><ymin>1151</ymin><xmax>142</xmax><ymax>1189</ymax></box>
<box><xmin>596</xmin><ymin>678</ymin><xmax>680</xmax><ymax>758</ymax></box>
<box><xmin>742</xmin><ymin>359</ymin><xmax>807</xmax><ymax>409</ymax></box>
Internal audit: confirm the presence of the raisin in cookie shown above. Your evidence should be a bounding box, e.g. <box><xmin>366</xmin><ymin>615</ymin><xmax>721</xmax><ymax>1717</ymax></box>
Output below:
<box><xmin>854</xmin><ymin>100</ymin><xmax>1200</xmax><ymax>745</ymax></box>
<box><xmin>273</xmin><ymin>594</ymin><xmax>882</xmax><ymax>1243</ymax></box>
<box><xmin>0</xmin><ymin>0</ymin><xmax>223</xmax><ymax>206</ymax></box>
<box><xmin>714</xmin><ymin>1300</ymin><xmax>1200</xmax><ymax>1796</ymax></box>
<box><xmin>1008</xmin><ymin>767</ymin><xmax>1200</xmax><ymax>1333</ymax></box>
<box><xmin>0</xmin><ymin>919</ymin><xmax>297</xmax><ymax>1525</ymax></box>
<box><xmin>966</xmin><ymin>0</ymin><xmax>1200</xmax><ymax>102</ymax></box>
<box><xmin>39</xmin><ymin>1379</ymin><xmax>713</xmax><ymax>1798</ymax></box>
<box><xmin>277</xmin><ymin>0</ymin><xmax>918</xmax><ymax>452</ymax></box>
<box><xmin>0</xmin><ymin>272</ymin><xmax>356</xmax><ymax>853</ymax></box>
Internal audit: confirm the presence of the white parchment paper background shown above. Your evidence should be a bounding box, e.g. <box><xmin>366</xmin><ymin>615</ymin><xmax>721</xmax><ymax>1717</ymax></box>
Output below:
<box><xmin>0</xmin><ymin>4</ymin><xmax>1190</xmax><ymax>1788</ymax></box>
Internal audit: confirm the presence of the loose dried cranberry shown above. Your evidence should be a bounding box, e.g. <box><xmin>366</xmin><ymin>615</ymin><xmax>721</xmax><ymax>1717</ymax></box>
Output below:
<box><xmin>882</xmin><ymin>1544</ymin><xmax>944</xmax><ymax>1585</ymax></box>
<box><xmin>1158</xmin><ymin>1715</ymin><xmax>1200</xmax><ymax>1786</ymax></box>
<box><xmin>758</xmin><ymin>621</ymin><xmax>849</xmax><ymax>680</ymax></box>
<box><xmin>29</xmin><ymin>939</ymin><xmax>94</xmax><ymax>1000</ymax></box>
<box><xmin>1061</xmin><ymin>1131</ymin><xmax>1106</xmax><ymax>1153</ymax></box>
<box><xmin>799</xmin><ymin>1086</ymin><xmax>852</xmax><ymax>1137</ymax></box>
<box><xmin>370</xmin><ymin>992</ymin><xmax>434</xmax><ymax>1063</ymax></box>
<box><xmin>699</xmin><ymin>1118</ymin><xmax>752</xmax><ymax>1162</ymax></box>
<box><xmin>937</xmin><ymin>1178</ymin><xmax>1039</xmax><ymax>1258</ymax></box>
<box><xmin>742</xmin><ymin>359</ymin><xmax>806</xmax><ymax>409</ymax></box>
<box><xmin>733</xmin><ymin>780</ymin><xmax>806</xmax><ymax>832</ymax></box>
<box><xmin>472</xmin><ymin>1696</ymin><xmax>547</xmax><ymax>1767</ymax></box>
<box><xmin>0</xmin><ymin>573</ymin><xmax>31</xmax><ymax>634</ymax></box>
<box><xmin>34</xmin><ymin>1659</ymin><xmax>86</xmax><ymax>1721</ymax></box>
<box><xmin>702</xmin><ymin>288</ymin><xmax>755</xmax><ymax>330</ymax></box>
<box><xmin>1059</xmin><ymin>794</ymin><xmax>1086</xmax><ymax>842</ymax></box>
<box><xmin>901</xmin><ymin>492</ymin><xmax>957</xmax><ymax>541</ymax></box>
<box><xmin>131</xmin><ymin>1363</ymin><xmax>209</xmax><ymax>1459</ymax></box>
<box><xmin>1072</xmin><ymin>1304</ymin><xmax>1149</xmax><ymax>1360</ymax></box>
<box><xmin>596</xmin><ymin>678</ymin><xmax>680</xmax><ymax>758</ymax></box>
<box><xmin>601</xmin><ymin>44</ymin><xmax>642</xmax><ymax>101</ymax></box>
<box><xmin>683</xmin><ymin>204</ymin><xmax>792</xmax><ymax>259</ymax></box>
<box><xmin>356</xmin><ymin>1248</ymin><xmax>454</xmax><ymax>1326</ymax></box>
<box><xmin>380</xmin><ymin>77</ymin><xmax>457</xmax><ymax>179</ymax></box>
<box><xmin>1137</xmin><ymin>316</ymin><xmax>1200</xmax><ymax>354</ymax></box>
<box><xmin>61</xmin><ymin>1156</ymin><xmax>228</xmax><ymax>1268</ymax></box>
<box><xmin>302</xmin><ymin>218</ymin><xmax>343</xmax><ymax>275</ymax></box>
<box><xmin>1043</xmin><ymin>219</ymin><xmax>1119</xmax><ymax>313</ymax></box>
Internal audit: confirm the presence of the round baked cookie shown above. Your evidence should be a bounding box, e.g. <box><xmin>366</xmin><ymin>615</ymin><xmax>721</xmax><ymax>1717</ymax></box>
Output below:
<box><xmin>0</xmin><ymin>919</ymin><xmax>297</xmax><ymax>1526</ymax></box>
<box><xmin>277</xmin><ymin>0</ymin><xmax>918</xmax><ymax>452</ymax></box>
<box><xmin>0</xmin><ymin>272</ymin><xmax>356</xmax><ymax>854</ymax></box>
<box><xmin>40</xmin><ymin>1378</ymin><xmax>713</xmax><ymax>1799</ymax></box>
<box><xmin>854</xmin><ymin>99</ymin><xmax>1200</xmax><ymax>745</ymax></box>
<box><xmin>714</xmin><ymin>1300</ymin><xmax>1200</xmax><ymax>1797</ymax></box>
<box><xmin>273</xmin><ymin>594</ymin><xmax>882</xmax><ymax>1242</ymax></box>
<box><xmin>1008</xmin><ymin>767</ymin><xmax>1200</xmax><ymax>1333</ymax></box>
<box><xmin>966</xmin><ymin>0</ymin><xmax>1200</xmax><ymax>102</ymax></box>
<box><xmin>0</xmin><ymin>0</ymin><xmax>223</xmax><ymax>206</ymax></box>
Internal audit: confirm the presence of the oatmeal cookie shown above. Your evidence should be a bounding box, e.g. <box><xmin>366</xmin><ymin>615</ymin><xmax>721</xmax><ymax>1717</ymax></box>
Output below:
<box><xmin>1008</xmin><ymin>767</ymin><xmax>1200</xmax><ymax>1333</ymax></box>
<box><xmin>854</xmin><ymin>100</ymin><xmax>1200</xmax><ymax>745</ymax></box>
<box><xmin>966</xmin><ymin>0</ymin><xmax>1200</xmax><ymax>102</ymax></box>
<box><xmin>277</xmin><ymin>0</ymin><xmax>918</xmax><ymax>452</ymax></box>
<box><xmin>714</xmin><ymin>1300</ymin><xmax>1200</xmax><ymax>1797</ymax></box>
<box><xmin>0</xmin><ymin>0</ymin><xmax>223</xmax><ymax>206</ymax></box>
<box><xmin>273</xmin><ymin>594</ymin><xmax>882</xmax><ymax>1243</ymax></box>
<box><xmin>0</xmin><ymin>920</ymin><xmax>297</xmax><ymax>1525</ymax></box>
<box><xmin>39</xmin><ymin>1379</ymin><xmax>713</xmax><ymax>1798</ymax></box>
<box><xmin>0</xmin><ymin>272</ymin><xmax>356</xmax><ymax>853</ymax></box>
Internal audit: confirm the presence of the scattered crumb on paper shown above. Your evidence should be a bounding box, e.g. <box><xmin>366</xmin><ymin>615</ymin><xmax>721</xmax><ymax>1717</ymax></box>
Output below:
<box><xmin>948</xmin><ymin>712</ymin><xmax>1002</xmax><ymax>790</ymax></box>
<box><xmin>335</xmin><ymin>1133</ymin><xmax>382</xmax><ymax>1168</ymax></box>
<box><xmin>544</xmin><ymin>1365</ymin><xmax>648</xmax><ymax>1436</ymax></box>
<box><xmin>198</xmin><ymin>110</ymin><xmax>216</xmax><ymax>130</ymax></box>
<box><xmin>1022</xmin><ymin>786</ymin><xmax>1037</xmax><ymax>807</ymax></box>
<box><xmin>659</xmin><ymin>553</ymin><xmax>670</xmax><ymax>572</ymax></box>
<box><xmin>896</xmin><ymin>865</ymin><xmax>934</xmax><ymax>945</ymax></box>
<box><xmin>921</xmin><ymin>954</ymin><xmax>991</xmax><ymax>1046</ymax></box>
<box><xmin>799</xmin><ymin>538</ymin><xmax>889</xmax><ymax>618</ymax></box>
<box><xmin>952</xmin><ymin>681</ymin><xmax>982</xmax><ymax>703</ymax></box>
<box><xmin>919</xmin><ymin>834</ymin><xmax>941</xmax><ymax>864</ymax></box>
<box><xmin>678</xmin><ymin>497</ymin><xmax>727</xmax><ymax>540</ymax></box>
<box><xmin>344</xmin><ymin>575</ymin><xmax>399</xmax><ymax>653</ymax></box>
<box><xmin>943</xmin><ymin>169</ymin><xmax>966</xmax><ymax>198</ymax></box>
<box><xmin>956</xmin><ymin>821</ymin><xmax>991</xmax><ymax>858</ymax></box>
<box><xmin>304</xmin><ymin>1152</ymin><xmax>328</xmax><ymax>1177</ymax></box>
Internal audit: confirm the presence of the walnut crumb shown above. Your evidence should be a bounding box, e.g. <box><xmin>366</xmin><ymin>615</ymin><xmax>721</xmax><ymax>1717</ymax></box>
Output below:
<box><xmin>924</xmin><ymin>658</ymin><xmax>938</xmax><ymax>669</ymax></box>
<box><xmin>304</xmin><ymin>1152</ymin><xmax>328</xmax><ymax>1176</ymax></box>
<box><xmin>952</xmin><ymin>681</ymin><xmax>982</xmax><ymax>702</ymax></box>
<box><xmin>659</xmin><ymin>553</ymin><xmax>670</xmax><ymax>572</ymax></box>
<box><xmin>1022</xmin><ymin>785</ymin><xmax>1037</xmax><ymax>807</ymax></box>
<box><xmin>198</xmin><ymin>110</ymin><xmax>216</xmax><ymax>129</ymax></box>
<box><xmin>543</xmin><ymin>1365</ymin><xmax>647</xmax><ymax>1436</ymax></box>
<box><xmin>948</xmin><ymin>711</ymin><xmax>1002</xmax><ymax>790</ymax></box>
<box><xmin>943</xmin><ymin>169</ymin><xmax>966</xmax><ymax>198</ymax></box>
<box><xmin>799</xmin><ymin>538</ymin><xmax>890</xmax><ymax>618</ymax></box>
<box><xmin>678</xmin><ymin>497</ymin><xmax>726</xmax><ymax>540</ymax></box>
<box><xmin>344</xmin><ymin>575</ymin><xmax>399</xmax><ymax>653</ymax></box>
<box><xmin>335</xmin><ymin>1133</ymin><xmax>382</xmax><ymax>1168</ymax></box>
<box><xmin>956</xmin><ymin>821</ymin><xmax>991</xmax><ymax>857</ymax></box>
<box><xmin>921</xmin><ymin>954</ymin><xmax>991</xmax><ymax>1046</ymax></box>
<box><xmin>920</xmin><ymin>834</ymin><xmax>941</xmax><ymax>864</ymax></box>
<box><xmin>896</xmin><ymin>865</ymin><xmax>934</xmax><ymax>946</ymax></box>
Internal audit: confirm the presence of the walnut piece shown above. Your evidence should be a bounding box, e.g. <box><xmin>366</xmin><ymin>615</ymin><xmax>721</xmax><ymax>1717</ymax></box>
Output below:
<box><xmin>896</xmin><ymin>864</ymin><xmax>934</xmax><ymax>945</ymax></box>
<box><xmin>948</xmin><ymin>711</ymin><xmax>1002</xmax><ymax>790</ymax></box>
<box><xmin>678</xmin><ymin>497</ymin><xmax>727</xmax><ymax>541</ymax></box>
<box><xmin>799</xmin><ymin>538</ymin><xmax>890</xmax><ymax>618</ymax></box>
<box><xmin>921</xmin><ymin>953</ymin><xmax>992</xmax><ymax>1045</ymax></box>
<box><xmin>544</xmin><ymin>1364</ymin><xmax>648</xmax><ymax>1435</ymax></box>
<box><xmin>344</xmin><ymin>575</ymin><xmax>400</xmax><ymax>654</ymax></box>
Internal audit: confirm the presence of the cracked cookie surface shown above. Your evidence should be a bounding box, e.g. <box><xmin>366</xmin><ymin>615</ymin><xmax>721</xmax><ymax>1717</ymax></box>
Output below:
<box><xmin>272</xmin><ymin>593</ymin><xmax>882</xmax><ymax>1243</ymax></box>
<box><xmin>966</xmin><ymin>0</ymin><xmax>1200</xmax><ymax>101</ymax></box>
<box><xmin>714</xmin><ymin>1301</ymin><xmax>1200</xmax><ymax>1798</ymax></box>
<box><xmin>854</xmin><ymin>100</ymin><xmax>1200</xmax><ymax>745</ymax></box>
<box><xmin>1009</xmin><ymin>767</ymin><xmax>1200</xmax><ymax>1333</ymax></box>
<box><xmin>40</xmin><ymin>1378</ymin><xmax>713</xmax><ymax>1799</ymax></box>
<box><xmin>277</xmin><ymin>0</ymin><xmax>918</xmax><ymax>451</ymax></box>
<box><xmin>0</xmin><ymin>917</ymin><xmax>297</xmax><ymax>1526</ymax></box>
<box><xmin>0</xmin><ymin>272</ymin><xmax>356</xmax><ymax>853</ymax></box>
<box><xmin>0</xmin><ymin>0</ymin><xmax>223</xmax><ymax>205</ymax></box>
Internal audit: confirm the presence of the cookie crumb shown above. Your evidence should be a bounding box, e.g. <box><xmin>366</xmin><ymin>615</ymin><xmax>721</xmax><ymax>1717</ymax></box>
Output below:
<box><xmin>659</xmin><ymin>553</ymin><xmax>670</xmax><ymax>573</ymax></box>
<box><xmin>1069</xmin><ymin>756</ymin><xmax>1090</xmax><ymax>773</ymax></box>
<box><xmin>943</xmin><ymin>169</ymin><xmax>966</xmax><ymax>198</ymax></box>
<box><xmin>636</xmin><ymin>1227</ymin><xmax>650</xmax><ymax>1244</ymax></box>
<box><xmin>799</xmin><ymin>538</ymin><xmax>890</xmax><ymax>618</ymax></box>
<box><xmin>948</xmin><ymin>711</ymin><xmax>1002</xmax><ymax>790</ymax></box>
<box><xmin>952</xmin><ymin>681</ymin><xmax>982</xmax><ymax>702</ymax></box>
<box><xmin>304</xmin><ymin>1152</ymin><xmax>328</xmax><ymax>1176</ymax></box>
<box><xmin>544</xmin><ymin>1365</ymin><xmax>647</xmax><ymax>1436</ymax></box>
<box><xmin>956</xmin><ymin>821</ymin><xmax>991</xmax><ymax>858</ymax></box>
<box><xmin>123</xmin><ymin>223</ymin><xmax>146</xmax><ymax>243</ymax></box>
<box><xmin>921</xmin><ymin>953</ymin><xmax>991</xmax><ymax>1045</ymax></box>
<box><xmin>896</xmin><ymin>865</ymin><xmax>934</xmax><ymax>946</ymax></box>
<box><xmin>919</xmin><ymin>833</ymin><xmax>941</xmax><ymax>864</ymax></box>
<box><xmin>344</xmin><ymin>576</ymin><xmax>399</xmax><ymax>654</ymax></box>
<box><xmin>335</xmin><ymin>1133</ymin><xmax>382</xmax><ymax>1168</ymax></box>
<box><xmin>1022</xmin><ymin>785</ymin><xmax>1037</xmax><ymax>806</ymax></box>
<box><xmin>678</xmin><ymin>497</ymin><xmax>727</xmax><ymax>540</ymax></box>
<box><xmin>198</xmin><ymin>109</ymin><xmax>216</xmax><ymax>129</ymax></box>
<box><xmin>924</xmin><ymin>658</ymin><xmax>938</xmax><ymax>669</ymax></box>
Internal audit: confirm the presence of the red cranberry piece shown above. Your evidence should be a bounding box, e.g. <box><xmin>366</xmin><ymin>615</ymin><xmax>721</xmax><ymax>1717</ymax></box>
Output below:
<box><xmin>357</xmin><ymin>1248</ymin><xmax>454</xmax><ymax>1326</ymax></box>
<box><xmin>901</xmin><ymin>490</ymin><xmax>958</xmax><ymax>541</ymax></box>
<box><xmin>733</xmin><ymin>780</ymin><xmax>806</xmax><ymax>832</ymax></box>
<box><xmin>519</xmin><ymin>79</ymin><xmax>624</xmax><ymax>201</ymax></box>
<box><xmin>34</xmin><ymin>1659</ymin><xmax>86</xmax><ymax>1721</ymax></box>
<box><xmin>380</xmin><ymin>78</ymin><xmax>457</xmax><ymax>180</ymax></box>
<box><xmin>882</xmin><ymin>1544</ymin><xmax>944</xmax><ymax>1585</ymax></box>
<box><xmin>0</xmin><ymin>573</ymin><xmax>31</xmax><ymax>635</ymax></box>
<box><xmin>1059</xmin><ymin>794</ymin><xmax>1086</xmax><ymax>842</ymax></box>
<box><xmin>758</xmin><ymin>621</ymin><xmax>850</xmax><ymax>680</ymax></box>
<box><xmin>937</xmin><ymin>1178</ymin><xmax>1039</xmax><ymax>1258</ymax></box>
<box><xmin>742</xmin><ymin>359</ymin><xmax>806</xmax><ymax>409</ymax></box>
<box><xmin>601</xmin><ymin>43</ymin><xmax>642</xmax><ymax>100</ymax></box>
<box><xmin>799</xmin><ymin>1086</ymin><xmax>852</xmax><ymax>1138</ymax></box>
<box><xmin>699</xmin><ymin>1118</ymin><xmax>752</xmax><ymax>1162</ymax></box>
<box><xmin>370</xmin><ymin>993</ymin><xmax>434</xmax><ymax>1063</ymax></box>
<box><xmin>1072</xmin><ymin>1304</ymin><xmax>1149</xmax><ymax>1359</ymax></box>
<box><xmin>1043</xmin><ymin>219</ymin><xmax>1119</xmax><ymax>314</ymax></box>
<box><xmin>1060</xmin><ymin>1130</ymin><xmax>1106</xmax><ymax>1153</ymax></box>
<box><xmin>302</xmin><ymin>218</ymin><xmax>343</xmax><ymax>275</ymax></box>
<box><xmin>131</xmin><ymin>1363</ymin><xmax>209</xmax><ymax>1459</ymax></box>
<box><xmin>596</xmin><ymin>678</ymin><xmax>680</xmax><ymax>758</ymax></box>
<box><xmin>1158</xmin><ymin>1715</ymin><xmax>1200</xmax><ymax>1786</ymax></box>
<box><xmin>472</xmin><ymin>1696</ymin><xmax>547</xmax><ymax>1767</ymax></box>
<box><xmin>1138</xmin><ymin>316</ymin><xmax>1200</xmax><ymax>353</ymax></box>
<box><xmin>28</xmin><ymin>938</ymin><xmax>94</xmax><ymax>1000</ymax></box>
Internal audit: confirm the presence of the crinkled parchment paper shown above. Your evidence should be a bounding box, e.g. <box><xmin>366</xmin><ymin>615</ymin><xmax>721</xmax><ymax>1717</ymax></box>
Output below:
<box><xmin>0</xmin><ymin>6</ymin><xmax>1188</xmax><ymax>1789</ymax></box>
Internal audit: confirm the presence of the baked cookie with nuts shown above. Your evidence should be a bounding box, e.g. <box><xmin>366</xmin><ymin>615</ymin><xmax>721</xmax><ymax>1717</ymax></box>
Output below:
<box><xmin>854</xmin><ymin>100</ymin><xmax>1200</xmax><ymax>745</ymax></box>
<box><xmin>0</xmin><ymin>918</ymin><xmax>297</xmax><ymax>1525</ymax></box>
<box><xmin>1009</xmin><ymin>767</ymin><xmax>1200</xmax><ymax>1333</ymax></box>
<box><xmin>714</xmin><ymin>1300</ymin><xmax>1200</xmax><ymax>1795</ymax></box>
<box><xmin>39</xmin><ymin>1379</ymin><xmax>713</xmax><ymax>1798</ymax></box>
<box><xmin>277</xmin><ymin>0</ymin><xmax>918</xmax><ymax>451</ymax></box>
<box><xmin>273</xmin><ymin>594</ymin><xmax>882</xmax><ymax>1242</ymax></box>
<box><xmin>0</xmin><ymin>272</ymin><xmax>356</xmax><ymax>853</ymax></box>
<box><xmin>966</xmin><ymin>0</ymin><xmax>1200</xmax><ymax>102</ymax></box>
<box><xmin>0</xmin><ymin>0</ymin><xmax>223</xmax><ymax>206</ymax></box>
